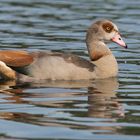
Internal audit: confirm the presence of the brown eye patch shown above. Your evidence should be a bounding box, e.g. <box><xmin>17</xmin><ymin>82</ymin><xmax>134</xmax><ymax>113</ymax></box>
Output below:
<box><xmin>102</xmin><ymin>22</ymin><xmax>114</xmax><ymax>33</ymax></box>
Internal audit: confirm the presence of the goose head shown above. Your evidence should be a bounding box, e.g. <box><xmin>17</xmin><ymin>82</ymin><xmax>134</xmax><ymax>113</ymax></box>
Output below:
<box><xmin>86</xmin><ymin>19</ymin><xmax>127</xmax><ymax>61</ymax></box>
<box><xmin>86</xmin><ymin>19</ymin><xmax>127</xmax><ymax>47</ymax></box>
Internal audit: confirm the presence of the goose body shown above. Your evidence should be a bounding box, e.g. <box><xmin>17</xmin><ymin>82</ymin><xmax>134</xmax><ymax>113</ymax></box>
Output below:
<box><xmin>0</xmin><ymin>19</ymin><xmax>127</xmax><ymax>81</ymax></box>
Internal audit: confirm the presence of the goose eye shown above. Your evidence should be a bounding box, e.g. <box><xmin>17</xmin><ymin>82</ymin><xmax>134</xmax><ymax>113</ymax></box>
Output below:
<box><xmin>106</xmin><ymin>27</ymin><xmax>110</xmax><ymax>31</ymax></box>
<box><xmin>102</xmin><ymin>22</ymin><xmax>113</xmax><ymax>33</ymax></box>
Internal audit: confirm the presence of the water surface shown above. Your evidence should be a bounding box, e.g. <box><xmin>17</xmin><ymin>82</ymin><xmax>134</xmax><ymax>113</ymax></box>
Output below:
<box><xmin>0</xmin><ymin>0</ymin><xmax>139</xmax><ymax>140</ymax></box>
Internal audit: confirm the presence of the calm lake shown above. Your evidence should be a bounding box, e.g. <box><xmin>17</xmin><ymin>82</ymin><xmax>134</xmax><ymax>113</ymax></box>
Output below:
<box><xmin>0</xmin><ymin>0</ymin><xmax>139</xmax><ymax>140</ymax></box>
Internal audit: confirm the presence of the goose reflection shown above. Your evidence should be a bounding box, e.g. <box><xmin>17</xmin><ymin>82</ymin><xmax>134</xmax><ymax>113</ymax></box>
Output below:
<box><xmin>0</xmin><ymin>78</ymin><xmax>124</xmax><ymax>133</ymax></box>
<box><xmin>88</xmin><ymin>79</ymin><xmax>124</xmax><ymax>118</ymax></box>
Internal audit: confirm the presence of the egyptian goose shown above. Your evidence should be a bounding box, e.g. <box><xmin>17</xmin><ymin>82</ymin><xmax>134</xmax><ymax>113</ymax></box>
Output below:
<box><xmin>0</xmin><ymin>19</ymin><xmax>127</xmax><ymax>81</ymax></box>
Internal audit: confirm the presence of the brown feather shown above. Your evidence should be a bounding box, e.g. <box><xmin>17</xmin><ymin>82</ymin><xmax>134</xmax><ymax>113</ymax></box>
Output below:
<box><xmin>91</xmin><ymin>51</ymin><xmax>111</xmax><ymax>61</ymax></box>
<box><xmin>102</xmin><ymin>22</ymin><xmax>114</xmax><ymax>33</ymax></box>
<box><xmin>0</xmin><ymin>50</ymin><xmax>33</xmax><ymax>67</ymax></box>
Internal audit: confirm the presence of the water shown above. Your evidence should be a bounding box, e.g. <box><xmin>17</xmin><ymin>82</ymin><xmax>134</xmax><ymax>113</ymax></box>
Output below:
<box><xmin>0</xmin><ymin>0</ymin><xmax>139</xmax><ymax>139</ymax></box>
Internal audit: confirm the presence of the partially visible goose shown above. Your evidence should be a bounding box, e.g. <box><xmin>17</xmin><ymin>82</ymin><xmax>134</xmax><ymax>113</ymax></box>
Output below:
<box><xmin>0</xmin><ymin>19</ymin><xmax>127</xmax><ymax>81</ymax></box>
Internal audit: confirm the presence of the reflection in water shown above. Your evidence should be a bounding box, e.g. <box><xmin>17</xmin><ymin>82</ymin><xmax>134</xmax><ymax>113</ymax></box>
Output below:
<box><xmin>0</xmin><ymin>78</ymin><xmax>125</xmax><ymax>136</ymax></box>
<box><xmin>88</xmin><ymin>79</ymin><xmax>124</xmax><ymax>118</ymax></box>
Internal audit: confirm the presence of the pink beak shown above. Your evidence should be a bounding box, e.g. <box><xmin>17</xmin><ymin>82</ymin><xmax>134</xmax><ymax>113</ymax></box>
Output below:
<box><xmin>111</xmin><ymin>33</ymin><xmax>127</xmax><ymax>48</ymax></box>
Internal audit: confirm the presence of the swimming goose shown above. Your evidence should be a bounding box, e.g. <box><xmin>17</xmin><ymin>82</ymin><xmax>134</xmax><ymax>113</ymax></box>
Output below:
<box><xmin>0</xmin><ymin>19</ymin><xmax>127</xmax><ymax>81</ymax></box>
